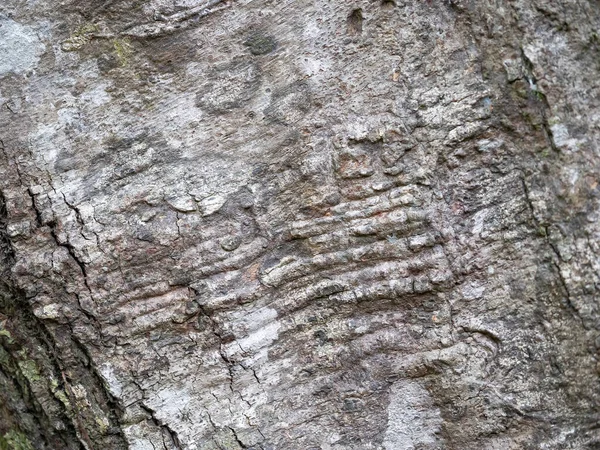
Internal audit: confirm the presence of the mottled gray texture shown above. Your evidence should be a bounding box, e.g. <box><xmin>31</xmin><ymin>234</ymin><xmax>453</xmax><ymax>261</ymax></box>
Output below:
<box><xmin>0</xmin><ymin>0</ymin><xmax>599</xmax><ymax>449</ymax></box>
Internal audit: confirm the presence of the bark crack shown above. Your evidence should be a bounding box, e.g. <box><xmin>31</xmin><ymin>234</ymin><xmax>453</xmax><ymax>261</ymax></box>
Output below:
<box><xmin>519</xmin><ymin>47</ymin><xmax>559</xmax><ymax>154</ymax></box>
<box><xmin>520</xmin><ymin>178</ymin><xmax>585</xmax><ymax>325</ymax></box>
<box><xmin>139</xmin><ymin>402</ymin><xmax>183</xmax><ymax>450</ymax></box>
<box><xmin>228</xmin><ymin>425</ymin><xmax>248</xmax><ymax>449</ymax></box>
<box><xmin>191</xmin><ymin>287</ymin><xmax>237</xmax><ymax>394</ymax></box>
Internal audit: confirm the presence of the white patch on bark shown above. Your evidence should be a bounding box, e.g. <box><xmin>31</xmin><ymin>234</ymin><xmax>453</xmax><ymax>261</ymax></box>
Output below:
<box><xmin>149</xmin><ymin>387</ymin><xmax>193</xmax><ymax>424</ymax></box>
<box><xmin>550</xmin><ymin>123</ymin><xmax>581</xmax><ymax>152</ymax></box>
<box><xmin>383</xmin><ymin>379</ymin><xmax>443</xmax><ymax>450</ymax></box>
<box><xmin>232</xmin><ymin>307</ymin><xmax>281</xmax><ymax>364</ymax></box>
<box><xmin>0</xmin><ymin>18</ymin><xmax>45</xmax><ymax>76</ymax></box>
<box><xmin>199</xmin><ymin>193</ymin><xmax>227</xmax><ymax>216</ymax></box>
<box><xmin>79</xmin><ymin>83</ymin><xmax>112</xmax><ymax>106</ymax></box>
<box><xmin>99</xmin><ymin>363</ymin><xmax>123</xmax><ymax>398</ymax></box>
<box><xmin>462</xmin><ymin>281</ymin><xmax>486</xmax><ymax>300</ymax></box>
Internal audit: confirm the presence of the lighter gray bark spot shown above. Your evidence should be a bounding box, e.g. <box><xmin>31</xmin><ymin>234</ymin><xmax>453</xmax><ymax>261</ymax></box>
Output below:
<box><xmin>384</xmin><ymin>380</ymin><xmax>443</xmax><ymax>450</ymax></box>
<box><xmin>0</xmin><ymin>18</ymin><xmax>45</xmax><ymax>76</ymax></box>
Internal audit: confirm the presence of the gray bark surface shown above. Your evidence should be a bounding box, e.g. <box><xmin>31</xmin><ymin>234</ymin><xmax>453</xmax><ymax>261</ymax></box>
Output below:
<box><xmin>0</xmin><ymin>0</ymin><xmax>599</xmax><ymax>448</ymax></box>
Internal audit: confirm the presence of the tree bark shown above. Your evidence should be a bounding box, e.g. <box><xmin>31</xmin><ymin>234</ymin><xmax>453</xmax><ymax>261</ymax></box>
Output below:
<box><xmin>1</xmin><ymin>0</ymin><xmax>599</xmax><ymax>448</ymax></box>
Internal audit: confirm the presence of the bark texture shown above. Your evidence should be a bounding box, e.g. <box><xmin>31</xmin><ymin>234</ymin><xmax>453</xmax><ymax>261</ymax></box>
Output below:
<box><xmin>1</xmin><ymin>0</ymin><xmax>599</xmax><ymax>448</ymax></box>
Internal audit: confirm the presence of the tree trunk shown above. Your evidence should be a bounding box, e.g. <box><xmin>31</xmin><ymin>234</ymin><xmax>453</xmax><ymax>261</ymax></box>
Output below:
<box><xmin>1</xmin><ymin>0</ymin><xmax>599</xmax><ymax>448</ymax></box>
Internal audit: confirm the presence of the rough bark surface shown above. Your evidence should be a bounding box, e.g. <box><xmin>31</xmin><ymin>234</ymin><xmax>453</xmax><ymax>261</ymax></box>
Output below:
<box><xmin>1</xmin><ymin>0</ymin><xmax>599</xmax><ymax>449</ymax></box>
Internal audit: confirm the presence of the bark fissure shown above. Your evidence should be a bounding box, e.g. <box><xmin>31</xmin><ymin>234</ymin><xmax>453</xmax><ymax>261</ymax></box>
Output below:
<box><xmin>139</xmin><ymin>403</ymin><xmax>183</xmax><ymax>450</ymax></box>
<box><xmin>521</xmin><ymin>177</ymin><xmax>585</xmax><ymax>325</ymax></box>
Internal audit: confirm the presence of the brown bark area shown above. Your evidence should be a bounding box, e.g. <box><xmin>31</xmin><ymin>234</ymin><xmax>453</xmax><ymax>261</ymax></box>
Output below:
<box><xmin>0</xmin><ymin>0</ymin><xmax>599</xmax><ymax>449</ymax></box>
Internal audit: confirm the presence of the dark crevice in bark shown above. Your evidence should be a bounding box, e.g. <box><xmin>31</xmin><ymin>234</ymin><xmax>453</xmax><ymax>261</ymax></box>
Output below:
<box><xmin>347</xmin><ymin>9</ymin><xmax>363</xmax><ymax>36</ymax></box>
<box><xmin>48</xmin><ymin>227</ymin><xmax>89</xmax><ymax>287</ymax></box>
<box><xmin>228</xmin><ymin>426</ymin><xmax>248</xmax><ymax>449</ymax></box>
<box><xmin>27</xmin><ymin>190</ymin><xmax>105</xmax><ymax>337</ymax></box>
<box><xmin>0</xmin><ymin>295</ymin><xmax>71</xmax><ymax>450</ymax></box>
<box><xmin>26</xmin><ymin>190</ymin><xmax>91</xmax><ymax>292</ymax></box>
<box><xmin>139</xmin><ymin>403</ymin><xmax>183</xmax><ymax>450</ymax></box>
<box><xmin>69</xmin><ymin>334</ymin><xmax>128</xmax><ymax>436</ymax></box>
<box><xmin>26</xmin><ymin>189</ymin><xmax>44</xmax><ymax>228</ymax></box>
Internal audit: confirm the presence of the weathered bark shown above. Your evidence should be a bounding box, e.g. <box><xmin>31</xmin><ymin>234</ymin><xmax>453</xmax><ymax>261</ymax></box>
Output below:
<box><xmin>1</xmin><ymin>0</ymin><xmax>599</xmax><ymax>448</ymax></box>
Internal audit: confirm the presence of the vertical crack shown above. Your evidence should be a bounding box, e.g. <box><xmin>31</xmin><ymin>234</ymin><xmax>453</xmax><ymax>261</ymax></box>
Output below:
<box><xmin>139</xmin><ymin>403</ymin><xmax>182</xmax><ymax>450</ymax></box>
<box><xmin>228</xmin><ymin>426</ymin><xmax>248</xmax><ymax>449</ymax></box>
<box><xmin>521</xmin><ymin>178</ymin><xmax>584</xmax><ymax>325</ymax></box>
<box><xmin>28</xmin><ymin>190</ymin><xmax>95</xmax><ymax>299</ymax></box>
<box><xmin>191</xmin><ymin>287</ymin><xmax>236</xmax><ymax>394</ymax></box>
<box><xmin>519</xmin><ymin>47</ymin><xmax>559</xmax><ymax>153</ymax></box>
